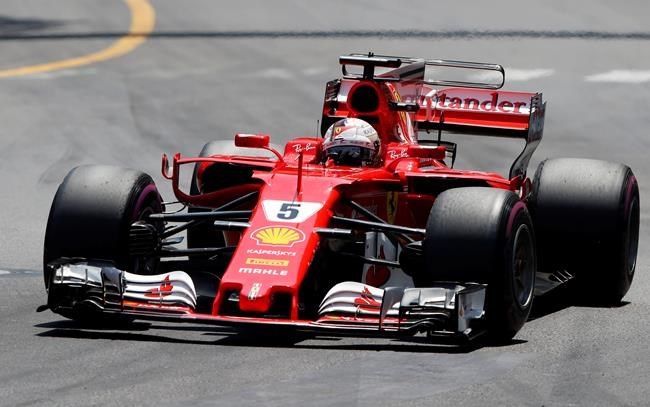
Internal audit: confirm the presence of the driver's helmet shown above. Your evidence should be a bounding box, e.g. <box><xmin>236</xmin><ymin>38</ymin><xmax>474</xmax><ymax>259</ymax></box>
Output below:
<box><xmin>322</xmin><ymin>118</ymin><xmax>380</xmax><ymax>167</ymax></box>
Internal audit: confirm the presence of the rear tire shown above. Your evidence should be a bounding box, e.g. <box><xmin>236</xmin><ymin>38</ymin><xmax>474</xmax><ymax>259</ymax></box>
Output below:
<box><xmin>530</xmin><ymin>158</ymin><xmax>639</xmax><ymax>305</ymax></box>
<box><xmin>421</xmin><ymin>187</ymin><xmax>536</xmax><ymax>341</ymax></box>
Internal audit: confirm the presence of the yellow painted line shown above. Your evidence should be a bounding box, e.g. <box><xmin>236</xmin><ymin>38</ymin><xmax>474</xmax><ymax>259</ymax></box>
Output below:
<box><xmin>0</xmin><ymin>0</ymin><xmax>155</xmax><ymax>79</ymax></box>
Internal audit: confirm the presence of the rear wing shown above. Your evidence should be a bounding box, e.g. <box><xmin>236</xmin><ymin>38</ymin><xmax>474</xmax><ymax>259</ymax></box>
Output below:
<box><xmin>417</xmin><ymin>87</ymin><xmax>546</xmax><ymax>179</ymax></box>
<box><xmin>331</xmin><ymin>53</ymin><xmax>546</xmax><ymax>179</ymax></box>
<box><xmin>340</xmin><ymin>53</ymin><xmax>505</xmax><ymax>89</ymax></box>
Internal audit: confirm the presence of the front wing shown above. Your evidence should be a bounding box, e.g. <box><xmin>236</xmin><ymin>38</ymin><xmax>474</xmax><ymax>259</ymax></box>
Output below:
<box><xmin>43</xmin><ymin>262</ymin><xmax>487</xmax><ymax>342</ymax></box>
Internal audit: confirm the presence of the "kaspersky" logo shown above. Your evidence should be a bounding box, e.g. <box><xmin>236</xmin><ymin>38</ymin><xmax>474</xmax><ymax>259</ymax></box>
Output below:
<box><xmin>251</xmin><ymin>226</ymin><xmax>305</xmax><ymax>247</ymax></box>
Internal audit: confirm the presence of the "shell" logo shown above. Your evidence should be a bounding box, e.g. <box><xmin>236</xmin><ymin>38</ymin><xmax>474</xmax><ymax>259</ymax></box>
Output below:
<box><xmin>252</xmin><ymin>226</ymin><xmax>305</xmax><ymax>247</ymax></box>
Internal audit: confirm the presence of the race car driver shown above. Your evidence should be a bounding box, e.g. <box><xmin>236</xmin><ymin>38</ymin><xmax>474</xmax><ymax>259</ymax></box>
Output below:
<box><xmin>322</xmin><ymin>118</ymin><xmax>382</xmax><ymax>167</ymax></box>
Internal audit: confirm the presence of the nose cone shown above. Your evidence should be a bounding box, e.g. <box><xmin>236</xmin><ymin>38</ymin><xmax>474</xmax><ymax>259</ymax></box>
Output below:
<box><xmin>239</xmin><ymin>282</ymin><xmax>273</xmax><ymax>313</ymax></box>
<box><xmin>212</xmin><ymin>172</ymin><xmax>346</xmax><ymax>319</ymax></box>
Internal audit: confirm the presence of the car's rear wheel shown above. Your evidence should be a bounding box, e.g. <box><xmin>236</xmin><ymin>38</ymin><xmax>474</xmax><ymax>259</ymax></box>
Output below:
<box><xmin>530</xmin><ymin>158</ymin><xmax>639</xmax><ymax>305</ymax></box>
<box><xmin>420</xmin><ymin>187</ymin><xmax>536</xmax><ymax>342</ymax></box>
<box><xmin>43</xmin><ymin>165</ymin><xmax>163</xmax><ymax>321</ymax></box>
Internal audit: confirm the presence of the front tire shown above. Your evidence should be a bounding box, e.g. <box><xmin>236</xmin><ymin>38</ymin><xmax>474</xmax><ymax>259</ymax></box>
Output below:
<box><xmin>421</xmin><ymin>187</ymin><xmax>536</xmax><ymax>341</ymax></box>
<box><xmin>43</xmin><ymin>165</ymin><xmax>163</xmax><ymax>289</ymax></box>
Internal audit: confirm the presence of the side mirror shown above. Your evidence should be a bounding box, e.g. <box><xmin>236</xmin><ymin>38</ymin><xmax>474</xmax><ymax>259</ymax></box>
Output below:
<box><xmin>235</xmin><ymin>133</ymin><xmax>270</xmax><ymax>149</ymax></box>
<box><xmin>407</xmin><ymin>145</ymin><xmax>446</xmax><ymax>160</ymax></box>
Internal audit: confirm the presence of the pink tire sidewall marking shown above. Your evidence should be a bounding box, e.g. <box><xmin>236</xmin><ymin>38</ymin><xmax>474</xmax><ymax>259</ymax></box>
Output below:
<box><xmin>131</xmin><ymin>183</ymin><xmax>159</xmax><ymax>222</ymax></box>
<box><xmin>506</xmin><ymin>200</ymin><xmax>527</xmax><ymax>238</ymax></box>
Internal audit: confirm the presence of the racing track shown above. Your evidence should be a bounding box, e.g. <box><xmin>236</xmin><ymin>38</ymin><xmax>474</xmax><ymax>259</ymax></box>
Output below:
<box><xmin>1</xmin><ymin>1</ymin><xmax>650</xmax><ymax>406</ymax></box>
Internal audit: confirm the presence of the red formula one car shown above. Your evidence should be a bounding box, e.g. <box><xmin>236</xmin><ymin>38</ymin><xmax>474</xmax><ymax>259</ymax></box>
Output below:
<box><xmin>41</xmin><ymin>54</ymin><xmax>640</xmax><ymax>342</ymax></box>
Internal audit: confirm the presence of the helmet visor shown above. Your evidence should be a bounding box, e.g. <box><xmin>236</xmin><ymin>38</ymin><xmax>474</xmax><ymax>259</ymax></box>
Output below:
<box><xmin>325</xmin><ymin>146</ymin><xmax>374</xmax><ymax>167</ymax></box>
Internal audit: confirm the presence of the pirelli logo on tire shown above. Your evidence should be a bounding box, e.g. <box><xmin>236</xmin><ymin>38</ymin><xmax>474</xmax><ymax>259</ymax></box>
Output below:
<box><xmin>245</xmin><ymin>258</ymin><xmax>290</xmax><ymax>267</ymax></box>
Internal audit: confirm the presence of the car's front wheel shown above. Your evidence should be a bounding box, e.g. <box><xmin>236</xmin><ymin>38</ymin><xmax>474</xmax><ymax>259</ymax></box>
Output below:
<box><xmin>43</xmin><ymin>165</ymin><xmax>163</xmax><ymax>321</ymax></box>
<box><xmin>420</xmin><ymin>187</ymin><xmax>536</xmax><ymax>342</ymax></box>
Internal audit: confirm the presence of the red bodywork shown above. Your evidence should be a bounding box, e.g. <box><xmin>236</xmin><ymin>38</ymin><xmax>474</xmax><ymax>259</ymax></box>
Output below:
<box><xmin>145</xmin><ymin>56</ymin><xmax>546</xmax><ymax>330</ymax></box>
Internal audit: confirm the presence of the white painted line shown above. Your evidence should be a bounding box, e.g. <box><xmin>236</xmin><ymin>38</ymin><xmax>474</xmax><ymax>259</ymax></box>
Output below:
<box><xmin>255</xmin><ymin>68</ymin><xmax>293</xmax><ymax>80</ymax></box>
<box><xmin>470</xmin><ymin>68</ymin><xmax>554</xmax><ymax>82</ymax></box>
<box><xmin>0</xmin><ymin>270</ymin><xmax>39</xmax><ymax>276</ymax></box>
<box><xmin>585</xmin><ymin>70</ymin><xmax>650</xmax><ymax>83</ymax></box>
<box><xmin>302</xmin><ymin>67</ymin><xmax>328</xmax><ymax>76</ymax></box>
<box><xmin>505</xmin><ymin>69</ymin><xmax>555</xmax><ymax>82</ymax></box>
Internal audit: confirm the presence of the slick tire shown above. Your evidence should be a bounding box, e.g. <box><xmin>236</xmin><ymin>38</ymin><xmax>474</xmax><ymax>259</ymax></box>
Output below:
<box><xmin>43</xmin><ymin>165</ymin><xmax>163</xmax><ymax>289</ymax></box>
<box><xmin>421</xmin><ymin>187</ymin><xmax>536</xmax><ymax>342</ymax></box>
<box><xmin>529</xmin><ymin>158</ymin><xmax>639</xmax><ymax>305</ymax></box>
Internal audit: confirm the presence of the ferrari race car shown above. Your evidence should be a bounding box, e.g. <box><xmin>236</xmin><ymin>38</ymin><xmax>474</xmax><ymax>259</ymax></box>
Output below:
<box><xmin>40</xmin><ymin>54</ymin><xmax>640</xmax><ymax>342</ymax></box>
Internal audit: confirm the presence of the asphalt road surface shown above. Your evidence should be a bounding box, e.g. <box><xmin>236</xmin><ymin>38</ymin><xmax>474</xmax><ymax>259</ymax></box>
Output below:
<box><xmin>1</xmin><ymin>1</ymin><xmax>650</xmax><ymax>406</ymax></box>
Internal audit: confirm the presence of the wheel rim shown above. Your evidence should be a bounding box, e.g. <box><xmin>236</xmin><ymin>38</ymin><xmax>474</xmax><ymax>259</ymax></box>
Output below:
<box><xmin>512</xmin><ymin>224</ymin><xmax>535</xmax><ymax>309</ymax></box>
